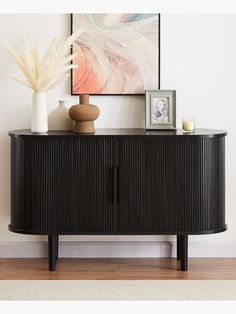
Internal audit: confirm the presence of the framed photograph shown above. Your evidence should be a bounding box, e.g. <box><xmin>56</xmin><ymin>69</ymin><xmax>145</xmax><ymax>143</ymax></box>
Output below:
<box><xmin>145</xmin><ymin>90</ymin><xmax>176</xmax><ymax>130</ymax></box>
<box><xmin>71</xmin><ymin>13</ymin><xmax>160</xmax><ymax>95</ymax></box>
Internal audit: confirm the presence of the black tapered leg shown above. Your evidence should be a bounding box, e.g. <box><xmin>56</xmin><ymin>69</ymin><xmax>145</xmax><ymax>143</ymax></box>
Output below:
<box><xmin>48</xmin><ymin>235</ymin><xmax>57</xmax><ymax>271</ymax></box>
<box><xmin>56</xmin><ymin>235</ymin><xmax>59</xmax><ymax>259</ymax></box>
<box><xmin>180</xmin><ymin>235</ymin><xmax>188</xmax><ymax>271</ymax></box>
<box><xmin>177</xmin><ymin>235</ymin><xmax>181</xmax><ymax>260</ymax></box>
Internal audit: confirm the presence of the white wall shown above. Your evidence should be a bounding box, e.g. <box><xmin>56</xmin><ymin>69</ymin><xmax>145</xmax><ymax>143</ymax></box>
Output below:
<box><xmin>0</xmin><ymin>14</ymin><xmax>236</xmax><ymax>256</ymax></box>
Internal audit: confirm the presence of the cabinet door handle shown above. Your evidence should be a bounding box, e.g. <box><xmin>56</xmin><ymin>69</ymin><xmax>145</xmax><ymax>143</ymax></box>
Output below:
<box><xmin>117</xmin><ymin>165</ymin><xmax>123</xmax><ymax>205</ymax></box>
<box><xmin>113</xmin><ymin>166</ymin><xmax>118</xmax><ymax>205</ymax></box>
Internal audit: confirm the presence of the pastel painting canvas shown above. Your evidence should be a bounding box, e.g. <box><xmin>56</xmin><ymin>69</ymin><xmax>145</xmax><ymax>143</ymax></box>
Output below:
<box><xmin>71</xmin><ymin>14</ymin><xmax>159</xmax><ymax>95</ymax></box>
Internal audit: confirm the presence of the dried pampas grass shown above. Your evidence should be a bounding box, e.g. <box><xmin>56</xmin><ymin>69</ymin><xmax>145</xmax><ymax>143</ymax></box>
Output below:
<box><xmin>3</xmin><ymin>29</ymin><xmax>83</xmax><ymax>92</ymax></box>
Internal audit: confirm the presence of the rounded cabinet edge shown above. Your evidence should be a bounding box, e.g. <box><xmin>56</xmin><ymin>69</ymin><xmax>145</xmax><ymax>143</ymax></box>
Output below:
<box><xmin>8</xmin><ymin>129</ymin><xmax>228</xmax><ymax>138</ymax></box>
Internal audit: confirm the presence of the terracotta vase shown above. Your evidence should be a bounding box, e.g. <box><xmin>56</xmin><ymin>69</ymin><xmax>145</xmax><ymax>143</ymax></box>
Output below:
<box><xmin>69</xmin><ymin>95</ymin><xmax>100</xmax><ymax>134</ymax></box>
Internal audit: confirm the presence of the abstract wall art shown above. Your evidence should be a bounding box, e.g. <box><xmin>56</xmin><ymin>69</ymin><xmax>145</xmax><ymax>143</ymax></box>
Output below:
<box><xmin>71</xmin><ymin>14</ymin><xmax>160</xmax><ymax>95</ymax></box>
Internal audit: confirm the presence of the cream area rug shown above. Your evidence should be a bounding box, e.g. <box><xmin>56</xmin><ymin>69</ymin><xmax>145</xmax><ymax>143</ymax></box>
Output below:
<box><xmin>0</xmin><ymin>280</ymin><xmax>236</xmax><ymax>300</ymax></box>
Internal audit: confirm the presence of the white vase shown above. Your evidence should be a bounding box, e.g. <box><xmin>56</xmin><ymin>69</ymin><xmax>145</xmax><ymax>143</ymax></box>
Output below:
<box><xmin>48</xmin><ymin>100</ymin><xmax>74</xmax><ymax>130</ymax></box>
<box><xmin>31</xmin><ymin>92</ymin><xmax>48</xmax><ymax>133</ymax></box>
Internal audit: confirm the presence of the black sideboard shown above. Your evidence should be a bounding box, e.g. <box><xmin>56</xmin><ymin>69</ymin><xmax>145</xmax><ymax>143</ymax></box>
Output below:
<box><xmin>9</xmin><ymin>129</ymin><xmax>227</xmax><ymax>271</ymax></box>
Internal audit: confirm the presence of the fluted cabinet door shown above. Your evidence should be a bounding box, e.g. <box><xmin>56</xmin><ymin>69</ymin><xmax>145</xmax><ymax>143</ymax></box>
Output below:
<box><xmin>118</xmin><ymin>137</ymin><xmax>225</xmax><ymax>234</ymax></box>
<box><xmin>10</xmin><ymin>137</ymin><xmax>118</xmax><ymax>234</ymax></box>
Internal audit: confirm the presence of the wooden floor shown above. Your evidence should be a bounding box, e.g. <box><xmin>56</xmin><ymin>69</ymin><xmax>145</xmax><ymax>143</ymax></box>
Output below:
<box><xmin>0</xmin><ymin>258</ymin><xmax>236</xmax><ymax>280</ymax></box>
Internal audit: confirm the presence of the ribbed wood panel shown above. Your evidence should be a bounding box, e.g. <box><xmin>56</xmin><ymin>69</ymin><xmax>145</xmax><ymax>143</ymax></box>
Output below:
<box><xmin>119</xmin><ymin>137</ymin><xmax>225</xmax><ymax>233</ymax></box>
<box><xmin>10</xmin><ymin>131</ymin><xmax>226</xmax><ymax>235</ymax></box>
<box><xmin>11</xmin><ymin>137</ymin><xmax>117</xmax><ymax>233</ymax></box>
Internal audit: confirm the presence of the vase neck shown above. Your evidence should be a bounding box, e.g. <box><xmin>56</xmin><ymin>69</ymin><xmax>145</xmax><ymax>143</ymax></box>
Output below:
<box><xmin>33</xmin><ymin>92</ymin><xmax>46</xmax><ymax>96</ymax></box>
<box><xmin>33</xmin><ymin>92</ymin><xmax>47</xmax><ymax>102</ymax></box>
<box><xmin>58</xmin><ymin>100</ymin><xmax>65</xmax><ymax>107</ymax></box>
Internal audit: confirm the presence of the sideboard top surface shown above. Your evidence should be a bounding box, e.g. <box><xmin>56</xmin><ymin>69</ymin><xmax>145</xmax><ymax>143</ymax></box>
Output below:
<box><xmin>9</xmin><ymin>128</ymin><xmax>227</xmax><ymax>138</ymax></box>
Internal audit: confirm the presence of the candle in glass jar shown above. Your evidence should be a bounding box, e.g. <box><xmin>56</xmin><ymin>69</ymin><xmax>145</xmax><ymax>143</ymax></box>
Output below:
<box><xmin>182</xmin><ymin>118</ymin><xmax>195</xmax><ymax>132</ymax></box>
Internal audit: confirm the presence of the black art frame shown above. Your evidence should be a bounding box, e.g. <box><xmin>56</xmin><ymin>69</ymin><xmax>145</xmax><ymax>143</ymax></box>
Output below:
<box><xmin>70</xmin><ymin>13</ymin><xmax>161</xmax><ymax>96</ymax></box>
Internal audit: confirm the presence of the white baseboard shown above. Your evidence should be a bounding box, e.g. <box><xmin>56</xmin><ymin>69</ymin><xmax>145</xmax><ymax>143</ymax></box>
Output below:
<box><xmin>0</xmin><ymin>240</ymin><xmax>236</xmax><ymax>258</ymax></box>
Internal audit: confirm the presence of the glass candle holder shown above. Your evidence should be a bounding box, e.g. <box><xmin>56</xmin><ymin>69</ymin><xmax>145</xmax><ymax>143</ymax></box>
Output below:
<box><xmin>182</xmin><ymin>117</ymin><xmax>195</xmax><ymax>132</ymax></box>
